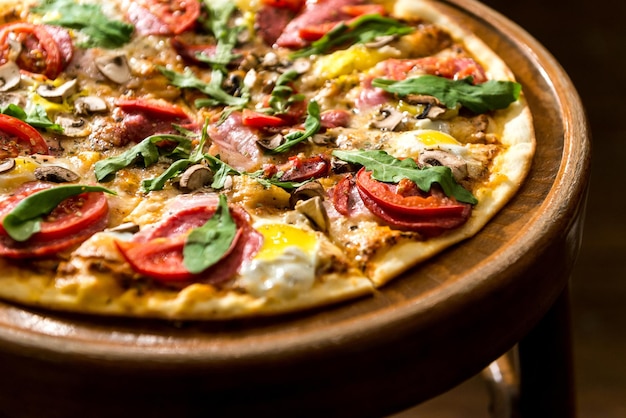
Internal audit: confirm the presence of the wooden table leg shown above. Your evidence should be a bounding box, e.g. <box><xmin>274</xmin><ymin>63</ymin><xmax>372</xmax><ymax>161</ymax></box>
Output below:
<box><xmin>518</xmin><ymin>285</ymin><xmax>576</xmax><ymax>417</ymax></box>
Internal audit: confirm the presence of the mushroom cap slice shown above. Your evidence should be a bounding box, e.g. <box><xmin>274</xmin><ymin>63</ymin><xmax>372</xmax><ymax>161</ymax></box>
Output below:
<box><xmin>36</xmin><ymin>79</ymin><xmax>78</xmax><ymax>103</ymax></box>
<box><xmin>95</xmin><ymin>54</ymin><xmax>131</xmax><ymax>84</ymax></box>
<box><xmin>178</xmin><ymin>164</ymin><xmax>213</xmax><ymax>192</ymax></box>
<box><xmin>0</xmin><ymin>61</ymin><xmax>20</xmax><ymax>92</ymax></box>
<box><xmin>34</xmin><ymin>165</ymin><xmax>80</xmax><ymax>183</ymax></box>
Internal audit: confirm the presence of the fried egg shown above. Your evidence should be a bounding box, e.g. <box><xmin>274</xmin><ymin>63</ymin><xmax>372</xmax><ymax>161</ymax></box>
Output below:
<box><xmin>238</xmin><ymin>222</ymin><xmax>320</xmax><ymax>299</ymax></box>
<box><xmin>384</xmin><ymin>129</ymin><xmax>470</xmax><ymax>160</ymax></box>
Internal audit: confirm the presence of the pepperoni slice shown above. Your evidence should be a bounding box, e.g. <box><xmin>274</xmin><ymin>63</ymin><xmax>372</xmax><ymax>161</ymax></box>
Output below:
<box><xmin>116</xmin><ymin>205</ymin><xmax>263</xmax><ymax>284</ymax></box>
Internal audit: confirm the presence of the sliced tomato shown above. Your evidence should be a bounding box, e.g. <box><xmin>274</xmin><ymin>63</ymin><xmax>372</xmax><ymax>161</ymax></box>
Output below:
<box><xmin>133</xmin><ymin>0</ymin><xmax>201</xmax><ymax>35</ymax></box>
<box><xmin>241</xmin><ymin>109</ymin><xmax>287</xmax><ymax>128</ymax></box>
<box><xmin>0</xmin><ymin>182</ymin><xmax>109</xmax><ymax>258</ymax></box>
<box><xmin>0</xmin><ymin>22</ymin><xmax>63</xmax><ymax>79</ymax></box>
<box><xmin>298</xmin><ymin>21</ymin><xmax>341</xmax><ymax>42</ymax></box>
<box><xmin>116</xmin><ymin>205</ymin><xmax>263</xmax><ymax>283</ymax></box>
<box><xmin>0</xmin><ymin>114</ymin><xmax>50</xmax><ymax>159</ymax></box>
<box><xmin>115</xmin><ymin>98</ymin><xmax>190</xmax><ymax>120</ymax></box>
<box><xmin>260</xmin><ymin>0</ymin><xmax>305</xmax><ymax>12</ymax></box>
<box><xmin>353</xmin><ymin>168</ymin><xmax>472</xmax><ymax>234</ymax></box>
<box><xmin>340</xmin><ymin>4</ymin><xmax>386</xmax><ymax>17</ymax></box>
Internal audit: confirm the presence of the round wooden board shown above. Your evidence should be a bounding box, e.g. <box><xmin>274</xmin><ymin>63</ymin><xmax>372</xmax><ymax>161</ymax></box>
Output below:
<box><xmin>0</xmin><ymin>1</ymin><xmax>590</xmax><ymax>417</ymax></box>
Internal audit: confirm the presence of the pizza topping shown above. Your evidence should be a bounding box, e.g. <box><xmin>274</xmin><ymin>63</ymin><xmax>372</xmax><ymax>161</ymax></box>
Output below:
<box><xmin>0</xmin><ymin>182</ymin><xmax>112</xmax><ymax>258</ymax></box>
<box><xmin>95</xmin><ymin>54</ymin><xmax>132</xmax><ymax>84</ymax></box>
<box><xmin>177</xmin><ymin>164</ymin><xmax>213</xmax><ymax>192</ymax></box>
<box><xmin>116</xmin><ymin>196</ymin><xmax>262</xmax><ymax>283</ymax></box>
<box><xmin>34</xmin><ymin>0</ymin><xmax>133</xmax><ymax>49</ymax></box>
<box><xmin>237</xmin><ymin>222</ymin><xmax>318</xmax><ymax>298</ymax></box>
<box><xmin>74</xmin><ymin>96</ymin><xmax>108</xmax><ymax>115</ymax></box>
<box><xmin>332</xmin><ymin>149</ymin><xmax>477</xmax><ymax>204</ymax></box>
<box><xmin>291</xmin><ymin>14</ymin><xmax>414</xmax><ymax>58</ymax></box>
<box><xmin>33</xmin><ymin>165</ymin><xmax>80</xmax><ymax>183</ymax></box>
<box><xmin>0</xmin><ymin>113</ymin><xmax>50</xmax><ymax>159</ymax></box>
<box><xmin>275</xmin><ymin>0</ymin><xmax>363</xmax><ymax>49</ymax></box>
<box><xmin>0</xmin><ymin>22</ymin><xmax>64</xmax><ymax>79</ymax></box>
<box><xmin>0</xmin><ymin>158</ymin><xmax>15</xmax><ymax>174</ymax></box>
<box><xmin>182</xmin><ymin>194</ymin><xmax>238</xmax><ymax>274</ymax></box>
<box><xmin>0</xmin><ymin>104</ymin><xmax>62</xmax><ymax>133</ymax></box>
<box><xmin>372</xmin><ymin>75</ymin><xmax>522</xmax><ymax>114</ymax></box>
<box><xmin>127</xmin><ymin>0</ymin><xmax>200</xmax><ymax>36</ymax></box>
<box><xmin>0</xmin><ymin>62</ymin><xmax>20</xmax><ymax>92</ymax></box>
<box><xmin>35</xmin><ymin>79</ymin><xmax>78</xmax><ymax>103</ymax></box>
<box><xmin>0</xmin><ymin>183</ymin><xmax>114</xmax><ymax>242</ymax></box>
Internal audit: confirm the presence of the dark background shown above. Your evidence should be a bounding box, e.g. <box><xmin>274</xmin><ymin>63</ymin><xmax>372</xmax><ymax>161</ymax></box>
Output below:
<box><xmin>398</xmin><ymin>0</ymin><xmax>626</xmax><ymax>416</ymax></box>
<box><xmin>481</xmin><ymin>1</ymin><xmax>626</xmax><ymax>416</ymax></box>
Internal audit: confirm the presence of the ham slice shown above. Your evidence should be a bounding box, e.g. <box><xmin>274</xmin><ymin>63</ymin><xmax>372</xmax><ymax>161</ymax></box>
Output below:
<box><xmin>207</xmin><ymin>112</ymin><xmax>264</xmax><ymax>171</ymax></box>
<box><xmin>275</xmin><ymin>0</ymin><xmax>364</xmax><ymax>49</ymax></box>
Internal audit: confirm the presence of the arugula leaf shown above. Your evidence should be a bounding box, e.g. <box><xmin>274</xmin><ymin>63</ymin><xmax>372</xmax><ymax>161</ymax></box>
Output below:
<box><xmin>264</xmin><ymin>70</ymin><xmax>305</xmax><ymax>115</ymax></box>
<box><xmin>2</xmin><ymin>185</ymin><xmax>115</xmax><ymax>242</ymax></box>
<box><xmin>291</xmin><ymin>14</ymin><xmax>413</xmax><ymax>59</ymax></box>
<box><xmin>159</xmin><ymin>67</ymin><xmax>249</xmax><ymax>108</ymax></box>
<box><xmin>332</xmin><ymin>149</ymin><xmax>478</xmax><ymax>204</ymax></box>
<box><xmin>0</xmin><ymin>104</ymin><xmax>63</xmax><ymax>133</ymax></box>
<box><xmin>34</xmin><ymin>0</ymin><xmax>133</xmax><ymax>48</ymax></box>
<box><xmin>183</xmin><ymin>194</ymin><xmax>238</xmax><ymax>274</ymax></box>
<box><xmin>204</xmin><ymin>154</ymin><xmax>241</xmax><ymax>189</ymax></box>
<box><xmin>140</xmin><ymin>122</ymin><xmax>209</xmax><ymax>192</ymax></box>
<box><xmin>94</xmin><ymin>134</ymin><xmax>193</xmax><ymax>182</ymax></box>
<box><xmin>372</xmin><ymin>75</ymin><xmax>522</xmax><ymax>114</ymax></box>
<box><xmin>270</xmin><ymin>101</ymin><xmax>321</xmax><ymax>153</ymax></box>
<box><xmin>141</xmin><ymin>159</ymin><xmax>192</xmax><ymax>192</ymax></box>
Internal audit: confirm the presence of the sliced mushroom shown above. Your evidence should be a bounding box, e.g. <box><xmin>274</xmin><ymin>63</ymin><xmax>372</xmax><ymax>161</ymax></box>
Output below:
<box><xmin>418</xmin><ymin>150</ymin><xmax>468</xmax><ymax>181</ymax></box>
<box><xmin>290</xmin><ymin>58</ymin><xmax>311</xmax><ymax>74</ymax></box>
<box><xmin>74</xmin><ymin>96</ymin><xmax>107</xmax><ymax>115</ymax></box>
<box><xmin>34</xmin><ymin>165</ymin><xmax>80</xmax><ymax>183</ymax></box>
<box><xmin>0</xmin><ymin>92</ymin><xmax>26</xmax><ymax>108</ymax></box>
<box><xmin>0</xmin><ymin>158</ymin><xmax>16</xmax><ymax>174</ymax></box>
<box><xmin>107</xmin><ymin>222</ymin><xmax>140</xmax><ymax>234</ymax></box>
<box><xmin>364</xmin><ymin>34</ymin><xmax>396</xmax><ymax>49</ymax></box>
<box><xmin>0</xmin><ymin>61</ymin><xmax>21</xmax><ymax>92</ymax></box>
<box><xmin>36</xmin><ymin>79</ymin><xmax>78</xmax><ymax>103</ymax></box>
<box><xmin>95</xmin><ymin>54</ymin><xmax>131</xmax><ymax>84</ymax></box>
<box><xmin>178</xmin><ymin>164</ymin><xmax>213</xmax><ymax>191</ymax></box>
<box><xmin>55</xmin><ymin>114</ymin><xmax>91</xmax><ymax>137</ymax></box>
<box><xmin>289</xmin><ymin>181</ymin><xmax>325</xmax><ymax>208</ymax></box>
<box><xmin>372</xmin><ymin>108</ymin><xmax>404</xmax><ymax>131</ymax></box>
<box><xmin>295</xmin><ymin>196</ymin><xmax>329</xmax><ymax>232</ymax></box>
<box><xmin>257</xmin><ymin>133</ymin><xmax>285</xmax><ymax>151</ymax></box>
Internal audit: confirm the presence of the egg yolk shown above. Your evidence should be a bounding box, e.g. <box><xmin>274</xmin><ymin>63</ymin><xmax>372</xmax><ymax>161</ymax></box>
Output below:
<box><xmin>255</xmin><ymin>224</ymin><xmax>317</xmax><ymax>261</ymax></box>
<box><xmin>417</xmin><ymin>130</ymin><xmax>461</xmax><ymax>146</ymax></box>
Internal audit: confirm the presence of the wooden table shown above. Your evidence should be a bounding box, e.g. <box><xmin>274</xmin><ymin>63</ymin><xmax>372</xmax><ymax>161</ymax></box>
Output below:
<box><xmin>0</xmin><ymin>1</ymin><xmax>590</xmax><ymax>417</ymax></box>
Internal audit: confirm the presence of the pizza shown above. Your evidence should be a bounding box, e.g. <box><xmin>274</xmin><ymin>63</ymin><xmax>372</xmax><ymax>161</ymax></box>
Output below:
<box><xmin>0</xmin><ymin>0</ymin><xmax>534</xmax><ymax>319</ymax></box>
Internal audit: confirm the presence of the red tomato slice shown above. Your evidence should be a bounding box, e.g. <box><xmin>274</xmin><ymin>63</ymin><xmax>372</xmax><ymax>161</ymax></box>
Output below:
<box><xmin>0</xmin><ymin>114</ymin><xmax>50</xmax><ymax>158</ymax></box>
<box><xmin>340</xmin><ymin>4</ymin><xmax>386</xmax><ymax>17</ymax></box>
<box><xmin>116</xmin><ymin>205</ymin><xmax>263</xmax><ymax>283</ymax></box>
<box><xmin>241</xmin><ymin>109</ymin><xmax>287</xmax><ymax>128</ymax></box>
<box><xmin>0</xmin><ymin>182</ymin><xmax>109</xmax><ymax>258</ymax></box>
<box><xmin>261</xmin><ymin>0</ymin><xmax>305</xmax><ymax>12</ymax></box>
<box><xmin>115</xmin><ymin>98</ymin><xmax>190</xmax><ymax>120</ymax></box>
<box><xmin>0</xmin><ymin>22</ymin><xmax>63</xmax><ymax>79</ymax></box>
<box><xmin>353</xmin><ymin>168</ymin><xmax>472</xmax><ymax>234</ymax></box>
<box><xmin>136</xmin><ymin>0</ymin><xmax>201</xmax><ymax>35</ymax></box>
<box><xmin>355</xmin><ymin>168</ymin><xmax>470</xmax><ymax>217</ymax></box>
<box><xmin>298</xmin><ymin>21</ymin><xmax>341</xmax><ymax>42</ymax></box>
